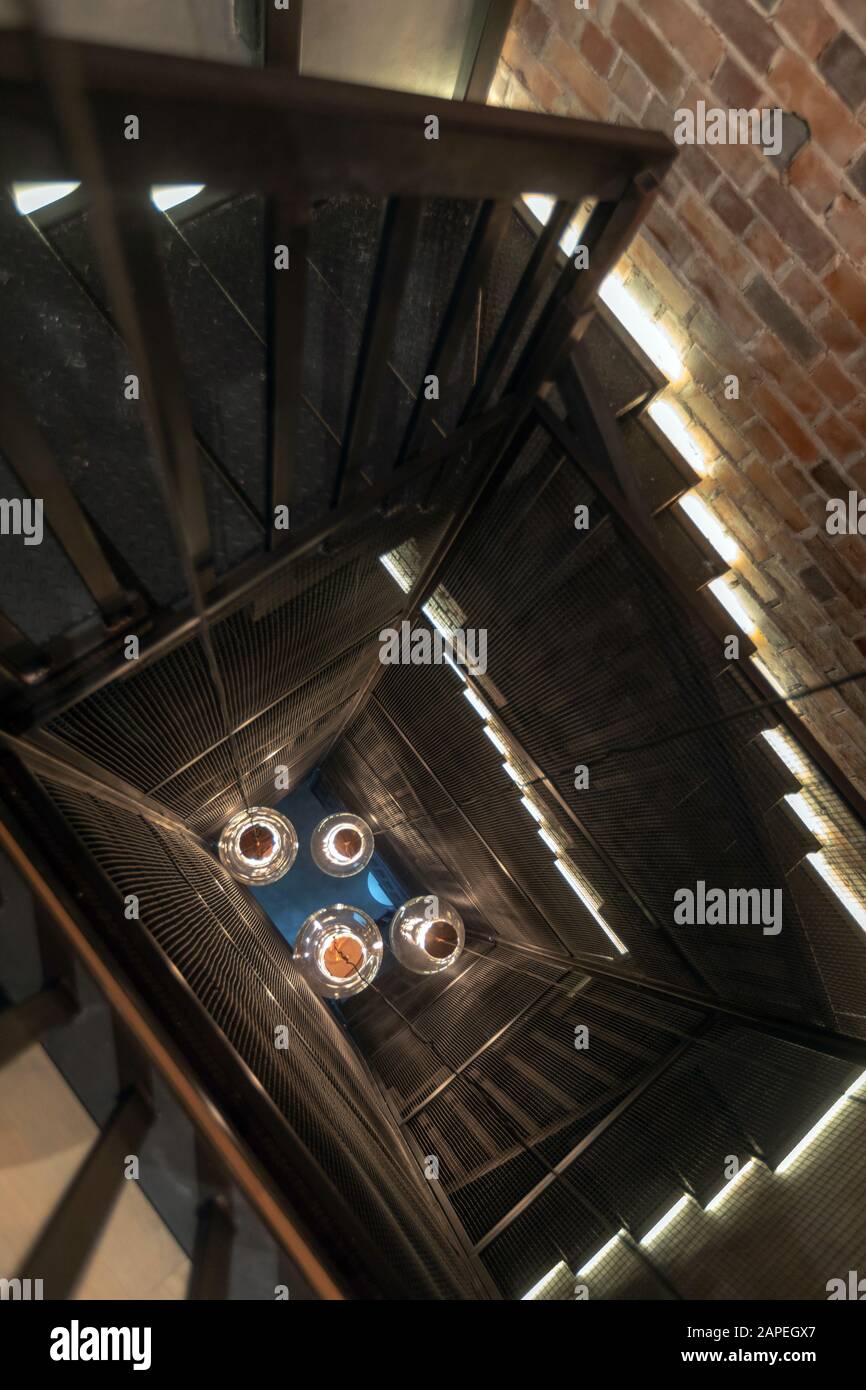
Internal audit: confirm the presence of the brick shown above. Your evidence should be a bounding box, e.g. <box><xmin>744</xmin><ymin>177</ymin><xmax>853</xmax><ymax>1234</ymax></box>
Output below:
<box><xmin>685</xmin><ymin>253</ymin><xmax>761</xmax><ymax>341</ymax></box>
<box><xmin>805</xmin><ymin>535</ymin><xmax>865</xmax><ymax>606</ymax></box>
<box><xmin>714</xmin><ymin>387</ymin><xmax>755</xmax><ymax>430</ymax></box>
<box><xmin>502</xmin><ymin>32</ymin><xmax>563</xmax><ymax>109</ymax></box>
<box><xmin>752</xmin><ymin>177</ymin><xmax>836</xmax><ymax>269</ymax></box>
<box><xmin>843</xmin><ymin>400</ymin><xmax>866</xmax><ymax>441</ymax></box>
<box><xmin>779</xmin><ymin>370</ymin><xmax>825</xmax><ymax>424</ymax></box>
<box><xmin>688</xmin><ymin>305</ymin><xmax>753</xmax><ymax>382</ymax></box>
<box><xmin>837</xmin><ymin>535</ymin><xmax>866</xmax><ymax>577</ymax></box>
<box><xmin>747</xmin><ymin>419</ymin><xmax>786</xmax><ymax>464</ymax></box>
<box><xmin>714</xmin><ymin>495</ymin><xmax>773</xmax><ymax>564</ymax></box>
<box><xmin>658</xmin><ymin>168</ymin><xmax>686</xmax><ymax>207</ymax></box>
<box><xmin>800</xmin><ymin>563</ymin><xmax>838</xmax><ymax>603</ymax></box>
<box><xmin>683</xmin><ymin>383</ymin><xmax>750</xmax><ymax>460</ymax></box>
<box><xmin>743</xmin><ymin>483</ymin><xmax>807</xmax><ymax>546</ymax></box>
<box><xmin>744</xmin><ymin>274</ymin><xmax>822</xmax><ymax>362</ymax></box>
<box><xmin>641</xmin><ymin>0</ymin><xmax>725</xmax><ymax>79</ymax></box>
<box><xmin>788</xmin><ymin>144</ymin><xmax>843</xmax><ymax>217</ymax></box>
<box><xmin>710</xmin><ymin>179</ymin><xmax>754</xmax><ymax>236</ymax></box>
<box><xmin>776</xmin><ymin>0</ymin><xmax>839</xmax><ymax>60</ymax></box>
<box><xmin>743</xmin><ymin>218</ymin><xmax>790</xmax><ymax>276</ymax></box>
<box><xmin>827</xmin><ymin>194</ymin><xmax>866</xmax><ymax>262</ymax></box>
<box><xmin>827</xmin><ymin>599</ymin><xmax>866</xmax><ymax>642</ymax></box>
<box><xmin>814</xmin><ymin>410</ymin><xmax>864</xmax><ymax>462</ymax></box>
<box><xmin>752</xmin><ymin>329</ymin><xmax>808</xmax><ymax>390</ymax></box>
<box><xmin>713</xmin><ymin>457</ymin><xmax>751</xmax><ymax>502</ymax></box>
<box><xmin>678</xmin><ymin>194</ymin><xmax>751</xmax><ymax>283</ymax></box>
<box><xmin>849</xmin><ymin>151</ymin><xmax>866</xmax><ymax>199</ymax></box>
<box><xmin>504</xmin><ymin>73</ymin><xmax>539</xmax><ymax>111</ymax></box>
<box><xmin>753</xmin><ymin>384</ymin><xmax>820</xmax><ymax>462</ymax></box>
<box><xmin>849</xmin><ymin>352</ymin><xmax>866</xmax><ymax>391</ymax></box>
<box><xmin>644</xmin><ymin>201</ymin><xmax>693</xmax><ymax>265</ymax></box>
<box><xmin>611</xmin><ymin>3</ymin><xmax>686</xmax><ymax>101</ymax></box>
<box><xmin>541</xmin><ymin>0</ymin><xmax>587</xmax><ymax>42</ymax></box>
<box><xmin>822</xmin><ymin>261</ymin><xmax>866</xmax><ymax>334</ymax></box>
<box><xmin>624</xmin><ymin>267</ymin><xmax>665</xmax><ymax>320</ymax></box>
<box><xmin>514</xmin><ymin>0</ymin><xmax>552</xmax><ymax>50</ymax></box>
<box><xmin>545</xmin><ymin>32</ymin><xmax>611</xmax><ymax>118</ymax></box>
<box><xmin>700</xmin><ymin>0</ymin><xmax>779</xmax><ymax>73</ymax></box>
<box><xmin>707</xmin><ymin>136</ymin><xmax>765</xmax><ymax>191</ymax></box>
<box><xmin>815</xmin><ymin>302</ymin><xmax>863</xmax><ymax>357</ymax></box>
<box><xmin>819</xmin><ymin>31</ymin><xmax>866</xmax><ymax>110</ymax></box>
<box><xmin>676</xmin><ymin>142</ymin><xmax>720</xmax><ymax>195</ymax></box>
<box><xmin>629</xmin><ymin>234</ymin><xmax>697</xmax><ymax>318</ymax></box>
<box><xmin>812</xmin><ymin>458</ymin><xmax>851</xmax><ymax>495</ymax></box>
<box><xmin>778</xmin><ymin>266</ymin><xmax>824</xmax><ymax>318</ymax></box>
<box><xmin>812</xmin><ymin>356</ymin><xmax>859</xmax><ymax>410</ymax></box>
<box><xmin>685</xmin><ymin>342</ymin><xmax>724</xmax><ymax>390</ymax></box>
<box><xmin>778</xmin><ymin>461</ymin><xmax>813</xmax><ymax>502</ymax></box>
<box><xmin>770</xmin><ymin>49</ymin><xmax>864</xmax><ymax>169</ymax></box>
<box><xmin>711</xmin><ymin>54</ymin><xmax>763</xmax><ymax>110</ymax></box>
<box><xmin>580</xmin><ymin>18</ymin><xmax>616</xmax><ymax>77</ymax></box>
<box><xmin>612</xmin><ymin>57</ymin><xmax>652</xmax><ymax>117</ymax></box>
<box><xmin>835</xmin><ymin>0</ymin><xmax>866</xmax><ymax>42</ymax></box>
<box><xmin>747</xmin><ymin>455</ymin><xmax>814</xmax><ymax>529</ymax></box>
<box><xmin>768</xmin><ymin>521</ymin><xmax>819</xmax><ymax>573</ymax></box>
<box><xmin>766</xmin><ymin>112</ymin><xmax>811</xmax><ymax>174</ymax></box>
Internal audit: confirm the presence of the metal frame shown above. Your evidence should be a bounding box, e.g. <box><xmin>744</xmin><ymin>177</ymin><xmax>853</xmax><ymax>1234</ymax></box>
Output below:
<box><xmin>395</xmin><ymin>198</ymin><xmax>513</xmax><ymax>466</ymax></box>
<box><xmin>465</xmin><ymin>929</ymin><xmax>866</xmax><ymax>1067</ymax></box>
<box><xmin>454</xmin><ymin>0</ymin><xmax>517</xmax><ymax>103</ymax></box>
<box><xmin>0</xmin><ymin>749</ymin><xmax>420</xmax><ymax>1299</ymax></box>
<box><xmin>0</xmin><ymin>13</ymin><xmax>732</xmax><ymax>1300</ymax></box>
<box><xmin>472</xmin><ymin>1028</ymin><xmax>703</xmax><ymax>1256</ymax></box>
<box><xmin>264</xmin><ymin>3</ymin><xmax>307</xmax><ymax>543</ymax></box>
<box><xmin>1</xmin><ymin>31</ymin><xmax>673</xmax><ymax>201</ymax></box>
<box><xmin>534</xmin><ymin>396</ymin><xmax>866</xmax><ymax>831</ymax></box>
<box><xmin>5</xmin><ymin>398</ymin><xmax>514</xmax><ymax>732</ymax></box>
<box><xmin>0</xmin><ymin>370</ymin><xmax>133</xmax><ymax>624</ymax></box>
<box><xmin>0</xmin><ymin>22</ymin><xmax>671</xmax><ymax>749</ymax></box>
<box><xmin>332</xmin><ymin>198</ymin><xmax>422</xmax><ymax>505</ymax></box>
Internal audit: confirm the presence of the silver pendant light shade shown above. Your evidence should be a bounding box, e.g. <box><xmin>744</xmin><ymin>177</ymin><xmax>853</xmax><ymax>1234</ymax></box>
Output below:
<box><xmin>218</xmin><ymin>807</ymin><xmax>298</xmax><ymax>885</ymax></box>
<box><xmin>294</xmin><ymin>905</ymin><xmax>383</xmax><ymax>999</ymax></box>
<box><xmin>310</xmin><ymin>813</ymin><xmax>375</xmax><ymax>877</ymax></box>
<box><xmin>389</xmin><ymin>895</ymin><xmax>465</xmax><ymax>974</ymax></box>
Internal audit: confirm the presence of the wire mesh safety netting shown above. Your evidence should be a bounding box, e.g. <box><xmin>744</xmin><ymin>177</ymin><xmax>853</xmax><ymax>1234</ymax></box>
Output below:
<box><xmin>25</xmin><ymin>767</ymin><xmax>485</xmax><ymax>1300</ymax></box>
<box><xmin>337</xmin><ymin>944</ymin><xmax>863</xmax><ymax>1299</ymax></box>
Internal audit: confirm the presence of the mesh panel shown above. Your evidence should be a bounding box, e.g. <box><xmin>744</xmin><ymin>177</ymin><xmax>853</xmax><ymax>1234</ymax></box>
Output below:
<box><xmin>42</xmin><ymin>504</ymin><xmax>456</xmax><ymax>835</ymax></box>
<box><xmin>32</xmin><ymin>771</ymin><xmax>482</xmax><ymax>1299</ymax></box>
<box><xmin>0</xmin><ymin>194</ymin><xmax>187</xmax><ymax>611</ymax></box>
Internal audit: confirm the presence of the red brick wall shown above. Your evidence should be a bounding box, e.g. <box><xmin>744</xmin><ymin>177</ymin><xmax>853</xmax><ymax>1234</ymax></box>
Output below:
<box><xmin>492</xmin><ymin>0</ymin><xmax>866</xmax><ymax>795</ymax></box>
